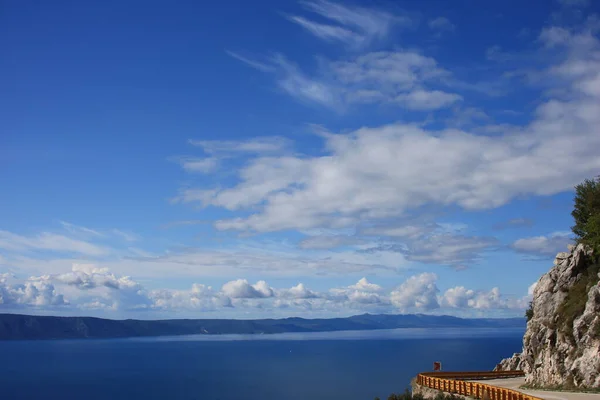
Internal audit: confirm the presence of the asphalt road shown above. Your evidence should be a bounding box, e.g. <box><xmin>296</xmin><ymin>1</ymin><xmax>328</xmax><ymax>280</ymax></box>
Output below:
<box><xmin>469</xmin><ymin>378</ymin><xmax>600</xmax><ymax>400</ymax></box>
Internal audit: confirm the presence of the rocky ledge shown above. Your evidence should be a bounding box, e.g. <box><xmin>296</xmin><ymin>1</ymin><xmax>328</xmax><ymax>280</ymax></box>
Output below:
<box><xmin>495</xmin><ymin>244</ymin><xmax>600</xmax><ymax>389</ymax></box>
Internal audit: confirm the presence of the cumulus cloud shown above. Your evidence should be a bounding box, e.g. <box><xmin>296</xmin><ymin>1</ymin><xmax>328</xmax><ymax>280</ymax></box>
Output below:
<box><xmin>53</xmin><ymin>264</ymin><xmax>142</xmax><ymax>291</ymax></box>
<box><xmin>328</xmin><ymin>277</ymin><xmax>385</xmax><ymax>305</ymax></box>
<box><xmin>150</xmin><ymin>284</ymin><xmax>232</xmax><ymax>311</ymax></box>
<box><xmin>221</xmin><ymin>279</ymin><xmax>274</xmax><ymax>298</ymax></box>
<box><xmin>348</xmin><ymin>277</ymin><xmax>382</xmax><ymax>292</ymax></box>
<box><xmin>390</xmin><ymin>273</ymin><xmax>440</xmax><ymax>311</ymax></box>
<box><xmin>512</xmin><ymin>231</ymin><xmax>573</xmax><ymax>257</ymax></box>
<box><xmin>0</xmin><ymin>266</ymin><xmax>534</xmax><ymax>317</ymax></box>
<box><xmin>0</xmin><ymin>274</ymin><xmax>67</xmax><ymax>307</ymax></box>
<box><xmin>278</xmin><ymin>283</ymin><xmax>319</xmax><ymax>299</ymax></box>
<box><xmin>441</xmin><ymin>286</ymin><xmax>505</xmax><ymax>309</ymax></box>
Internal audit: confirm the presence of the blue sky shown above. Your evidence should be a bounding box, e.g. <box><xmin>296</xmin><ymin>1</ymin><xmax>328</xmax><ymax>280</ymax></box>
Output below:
<box><xmin>1</xmin><ymin>0</ymin><xmax>599</xmax><ymax>319</ymax></box>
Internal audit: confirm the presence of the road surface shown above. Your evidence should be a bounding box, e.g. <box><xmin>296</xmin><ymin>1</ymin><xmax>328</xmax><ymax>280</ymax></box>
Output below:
<box><xmin>469</xmin><ymin>378</ymin><xmax>600</xmax><ymax>400</ymax></box>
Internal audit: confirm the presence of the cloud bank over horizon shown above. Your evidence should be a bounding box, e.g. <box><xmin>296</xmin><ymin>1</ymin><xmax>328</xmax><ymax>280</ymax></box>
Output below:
<box><xmin>2</xmin><ymin>0</ymin><xmax>598</xmax><ymax>319</ymax></box>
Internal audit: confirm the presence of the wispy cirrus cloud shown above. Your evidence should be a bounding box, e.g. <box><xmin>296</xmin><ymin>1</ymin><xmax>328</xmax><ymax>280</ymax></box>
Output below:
<box><xmin>225</xmin><ymin>51</ymin><xmax>276</xmax><ymax>72</ymax></box>
<box><xmin>58</xmin><ymin>221</ymin><xmax>104</xmax><ymax>238</ymax></box>
<box><xmin>228</xmin><ymin>50</ymin><xmax>463</xmax><ymax>111</ymax></box>
<box><xmin>0</xmin><ymin>230</ymin><xmax>109</xmax><ymax>257</ymax></box>
<box><xmin>287</xmin><ymin>0</ymin><xmax>413</xmax><ymax>48</ymax></box>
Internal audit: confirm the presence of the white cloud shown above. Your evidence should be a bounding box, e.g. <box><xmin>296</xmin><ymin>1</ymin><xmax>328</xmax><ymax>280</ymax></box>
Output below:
<box><xmin>225</xmin><ymin>51</ymin><xmax>276</xmax><ymax>72</ymax></box>
<box><xmin>286</xmin><ymin>15</ymin><xmax>360</xmax><ymax>45</ymax></box>
<box><xmin>189</xmin><ymin>136</ymin><xmax>292</xmax><ymax>155</ymax></box>
<box><xmin>512</xmin><ymin>231</ymin><xmax>573</xmax><ymax>256</ymax></box>
<box><xmin>0</xmin><ymin>266</ymin><xmax>533</xmax><ymax>317</ymax></box>
<box><xmin>278</xmin><ymin>283</ymin><xmax>319</xmax><ymax>299</ymax></box>
<box><xmin>59</xmin><ymin>221</ymin><xmax>104</xmax><ymax>238</ymax></box>
<box><xmin>184</xmin><ymin>27</ymin><xmax>600</xmax><ymax>234</ymax></box>
<box><xmin>177</xmin><ymin>157</ymin><xmax>218</xmax><ymax>174</ymax></box>
<box><xmin>273</xmin><ymin>55</ymin><xmax>341</xmax><ymax>108</ymax></box>
<box><xmin>400</xmin><ymin>234</ymin><xmax>497</xmax><ymax>266</ymax></box>
<box><xmin>53</xmin><ymin>264</ymin><xmax>141</xmax><ymax>291</ymax></box>
<box><xmin>221</xmin><ymin>279</ymin><xmax>274</xmax><ymax>298</ymax></box>
<box><xmin>441</xmin><ymin>286</ymin><xmax>506</xmax><ymax>309</ymax></box>
<box><xmin>150</xmin><ymin>284</ymin><xmax>232</xmax><ymax>311</ymax></box>
<box><xmin>0</xmin><ymin>274</ymin><xmax>67</xmax><ymax>307</ymax></box>
<box><xmin>231</xmin><ymin>50</ymin><xmax>461</xmax><ymax>111</ymax></box>
<box><xmin>528</xmin><ymin>281</ymin><xmax>538</xmax><ymax>296</ymax></box>
<box><xmin>395</xmin><ymin>89</ymin><xmax>462</xmax><ymax>110</ymax></box>
<box><xmin>0</xmin><ymin>230</ymin><xmax>108</xmax><ymax>256</ymax></box>
<box><xmin>329</xmin><ymin>277</ymin><xmax>385</xmax><ymax>305</ymax></box>
<box><xmin>390</xmin><ymin>273</ymin><xmax>440</xmax><ymax>311</ymax></box>
<box><xmin>331</xmin><ymin>51</ymin><xmax>449</xmax><ymax>87</ymax></box>
<box><xmin>6</xmin><ymin>242</ymin><xmax>407</xmax><ymax>279</ymax></box>
<box><xmin>331</xmin><ymin>51</ymin><xmax>458</xmax><ymax>109</ymax></box>
<box><xmin>288</xmin><ymin>0</ymin><xmax>410</xmax><ymax>48</ymax></box>
<box><xmin>428</xmin><ymin>17</ymin><xmax>455</xmax><ymax>32</ymax></box>
<box><xmin>348</xmin><ymin>277</ymin><xmax>382</xmax><ymax>292</ymax></box>
<box><xmin>361</xmin><ymin>221</ymin><xmax>495</xmax><ymax>269</ymax></box>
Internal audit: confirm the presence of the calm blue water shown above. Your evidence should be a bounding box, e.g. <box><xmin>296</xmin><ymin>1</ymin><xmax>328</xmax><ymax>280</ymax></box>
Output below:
<box><xmin>0</xmin><ymin>328</ymin><xmax>523</xmax><ymax>400</ymax></box>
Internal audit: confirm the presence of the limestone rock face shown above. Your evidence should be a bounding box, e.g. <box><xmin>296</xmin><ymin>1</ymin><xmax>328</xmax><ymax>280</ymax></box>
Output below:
<box><xmin>518</xmin><ymin>244</ymin><xmax>600</xmax><ymax>389</ymax></box>
<box><xmin>494</xmin><ymin>353</ymin><xmax>523</xmax><ymax>371</ymax></box>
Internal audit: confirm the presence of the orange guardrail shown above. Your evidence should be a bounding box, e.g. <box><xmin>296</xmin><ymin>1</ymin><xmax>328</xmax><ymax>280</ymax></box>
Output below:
<box><xmin>415</xmin><ymin>371</ymin><xmax>544</xmax><ymax>400</ymax></box>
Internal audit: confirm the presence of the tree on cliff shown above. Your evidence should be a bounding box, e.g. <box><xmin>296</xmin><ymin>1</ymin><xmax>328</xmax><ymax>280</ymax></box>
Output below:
<box><xmin>571</xmin><ymin>175</ymin><xmax>600</xmax><ymax>253</ymax></box>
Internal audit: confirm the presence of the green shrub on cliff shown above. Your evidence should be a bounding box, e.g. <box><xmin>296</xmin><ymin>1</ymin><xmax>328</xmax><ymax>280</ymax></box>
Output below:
<box><xmin>556</xmin><ymin>260</ymin><xmax>600</xmax><ymax>338</ymax></box>
<box><xmin>571</xmin><ymin>175</ymin><xmax>600</xmax><ymax>254</ymax></box>
<box><xmin>525</xmin><ymin>301</ymin><xmax>534</xmax><ymax>322</ymax></box>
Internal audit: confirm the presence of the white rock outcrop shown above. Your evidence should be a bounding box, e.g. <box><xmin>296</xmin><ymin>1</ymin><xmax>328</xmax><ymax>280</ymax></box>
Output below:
<box><xmin>497</xmin><ymin>244</ymin><xmax>600</xmax><ymax>389</ymax></box>
<box><xmin>494</xmin><ymin>353</ymin><xmax>523</xmax><ymax>371</ymax></box>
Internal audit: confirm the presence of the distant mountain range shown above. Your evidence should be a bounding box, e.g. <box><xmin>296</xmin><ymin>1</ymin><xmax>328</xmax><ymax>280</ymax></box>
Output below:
<box><xmin>0</xmin><ymin>314</ymin><xmax>526</xmax><ymax>340</ymax></box>
<box><xmin>0</xmin><ymin>313</ymin><xmax>526</xmax><ymax>340</ymax></box>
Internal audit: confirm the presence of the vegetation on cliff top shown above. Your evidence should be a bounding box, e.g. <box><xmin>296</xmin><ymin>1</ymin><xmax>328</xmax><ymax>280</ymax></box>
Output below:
<box><xmin>553</xmin><ymin>175</ymin><xmax>600</xmax><ymax>338</ymax></box>
<box><xmin>556</xmin><ymin>260</ymin><xmax>600</xmax><ymax>339</ymax></box>
<box><xmin>571</xmin><ymin>175</ymin><xmax>600</xmax><ymax>254</ymax></box>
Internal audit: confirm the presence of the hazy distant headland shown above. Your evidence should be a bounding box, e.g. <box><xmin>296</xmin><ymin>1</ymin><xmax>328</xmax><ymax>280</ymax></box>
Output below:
<box><xmin>0</xmin><ymin>312</ymin><xmax>525</xmax><ymax>340</ymax></box>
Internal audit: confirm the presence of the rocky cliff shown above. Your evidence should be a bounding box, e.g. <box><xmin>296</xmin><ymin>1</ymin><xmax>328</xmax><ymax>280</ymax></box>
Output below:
<box><xmin>495</xmin><ymin>244</ymin><xmax>600</xmax><ymax>389</ymax></box>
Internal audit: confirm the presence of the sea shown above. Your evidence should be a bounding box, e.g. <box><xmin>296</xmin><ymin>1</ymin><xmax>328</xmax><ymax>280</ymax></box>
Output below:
<box><xmin>0</xmin><ymin>327</ymin><xmax>524</xmax><ymax>400</ymax></box>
